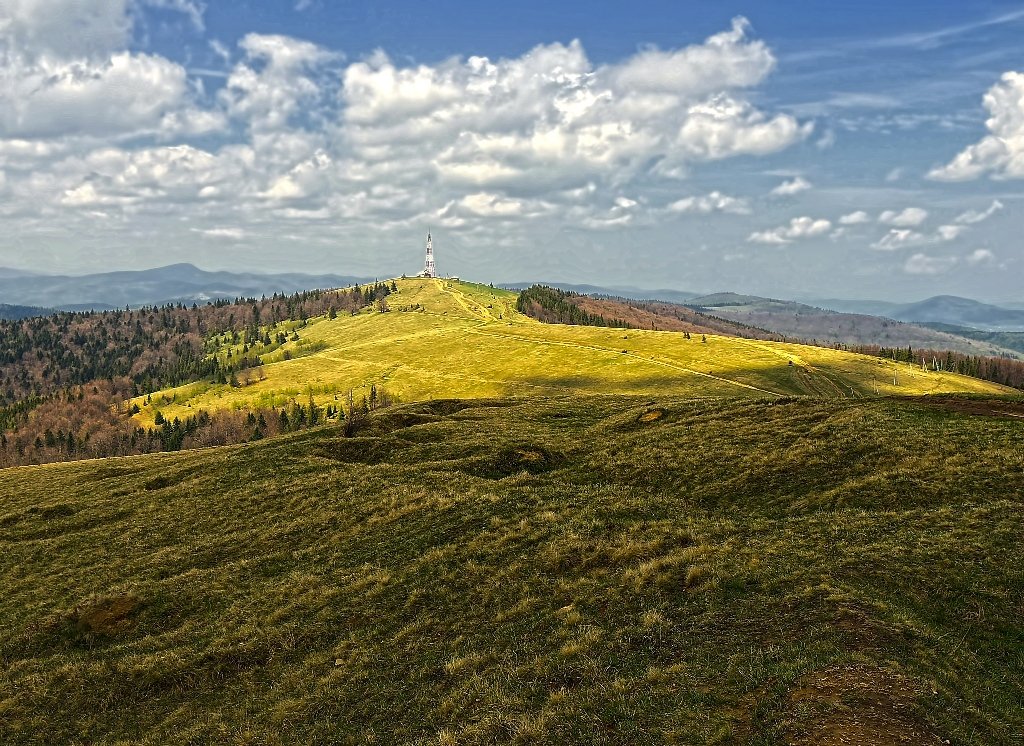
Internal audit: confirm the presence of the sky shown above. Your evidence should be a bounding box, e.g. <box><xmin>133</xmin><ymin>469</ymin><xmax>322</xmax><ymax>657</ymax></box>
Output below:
<box><xmin>0</xmin><ymin>1</ymin><xmax>1023</xmax><ymax>302</ymax></box>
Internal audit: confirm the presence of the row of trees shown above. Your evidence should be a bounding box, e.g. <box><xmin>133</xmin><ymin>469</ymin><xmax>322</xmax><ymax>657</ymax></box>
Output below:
<box><xmin>847</xmin><ymin>345</ymin><xmax>1024</xmax><ymax>390</ymax></box>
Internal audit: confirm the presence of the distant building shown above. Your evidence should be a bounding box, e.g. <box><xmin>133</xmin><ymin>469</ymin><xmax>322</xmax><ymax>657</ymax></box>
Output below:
<box><xmin>419</xmin><ymin>231</ymin><xmax>436</xmax><ymax>278</ymax></box>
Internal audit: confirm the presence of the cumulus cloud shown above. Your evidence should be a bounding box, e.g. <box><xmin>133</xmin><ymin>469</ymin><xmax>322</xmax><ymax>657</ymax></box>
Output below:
<box><xmin>955</xmin><ymin>199</ymin><xmax>1004</xmax><ymax>224</ymax></box>
<box><xmin>770</xmin><ymin>176</ymin><xmax>812</xmax><ymax>196</ymax></box>
<box><xmin>609</xmin><ymin>18</ymin><xmax>775</xmax><ymax>95</ymax></box>
<box><xmin>340</xmin><ymin>19</ymin><xmax>809</xmax><ymax>193</ymax></box>
<box><xmin>929</xmin><ymin>72</ymin><xmax>1024</xmax><ymax>181</ymax></box>
<box><xmin>221</xmin><ymin>34</ymin><xmax>338</xmax><ymax>133</ymax></box>
<box><xmin>965</xmin><ymin>248</ymin><xmax>996</xmax><ymax>265</ymax></box>
<box><xmin>878</xmin><ymin>207</ymin><xmax>928</xmax><ymax>227</ymax></box>
<box><xmin>0</xmin><ymin>0</ymin><xmax>134</xmax><ymax>60</ymax></box>
<box><xmin>0</xmin><ymin>0</ymin><xmax>218</xmax><ymax>141</ymax></box>
<box><xmin>838</xmin><ymin>210</ymin><xmax>870</xmax><ymax>225</ymax></box>
<box><xmin>904</xmin><ymin>252</ymin><xmax>957</xmax><ymax>275</ymax></box>
<box><xmin>748</xmin><ymin>216</ymin><xmax>831</xmax><ymax>244</ymax></box>
<box><xmin>667</xmin><ymin>190</ymin><xmax>749</xmax><ymax>214</ymax></box>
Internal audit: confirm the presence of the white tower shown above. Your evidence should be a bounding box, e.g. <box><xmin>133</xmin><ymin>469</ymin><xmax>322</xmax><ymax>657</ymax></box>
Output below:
<box><xmin>422</xmin><ymin>231</ymin><xmax>436</xmax><ymax>278</ymax></box>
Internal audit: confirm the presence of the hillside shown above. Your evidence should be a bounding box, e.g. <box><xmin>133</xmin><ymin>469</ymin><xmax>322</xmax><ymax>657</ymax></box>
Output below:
<box><xmin>918</xmin><ymin>324</ymin><xmax>1024</xmax><ymax>355</ymax></box>
<box><xmin>133</xmin><ymin>279</ymin><xmax>1010</xmax><ymax>427</ymax></box>
<box><xmin>685</xmin><ymin>294</ymin><xmax>1021</xmax><ymax>359</ymax></box>
<box><xmin>1</xmin><ymin>394</ymin><xmax>1023</xmax><ymax>743</ymax></box>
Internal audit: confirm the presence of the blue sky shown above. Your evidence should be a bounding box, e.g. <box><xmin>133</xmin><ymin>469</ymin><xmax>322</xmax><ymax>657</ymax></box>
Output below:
<box><xmin>1</xmin><ymin>0</ymin><xmax>1022</xmax><ymax>302</ymax></box>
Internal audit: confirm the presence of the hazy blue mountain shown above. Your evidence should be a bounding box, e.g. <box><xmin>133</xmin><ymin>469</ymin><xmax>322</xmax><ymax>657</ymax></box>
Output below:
<box><xmin>685</xmin><ymin>292</ymin><xmax>775</xmax><ymax>307</ymax></box>
<box><xmin>0</xmin><ymin>303</ymin><xmax>53</xmax><ymax>320</ymax></box>
<box><xmin>812</xmin><ymin>295</ymin><xmax>1024</xmax><ymax>332</ymax></box>
<box><xmin>0</xmin><ymin>264</ymin><xmax>371</xmax><ymax>310</ymax></box>
<box><xmin>808</xmin><ymin>298</ymin><xmax>905</xmax><ymax>317</ymax></box>
<box><xmin>0</xmin><ymin>267</ymin><xmax>43</xmax><ymax>279</ymax></box>
<box><xmin>893</xmin><ymin>296</ymin><xmax>1024</xmax><ymax>331</ymax></box>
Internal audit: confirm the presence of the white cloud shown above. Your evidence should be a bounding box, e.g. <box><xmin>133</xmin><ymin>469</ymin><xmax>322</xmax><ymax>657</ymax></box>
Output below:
<box><xmin>815</xmin><ymin>129</ymin><xmax>835</xmax><ymax>149</ymax></box>
<box><xmin>904</xmin><ymin>253</ymin><xmax>957</xmax><ymax>275</ymax></box>
<box><xmin>667</xmin><ymin>190</ymin><xmax>749</xmax><ymax>214</ymax></box>
<box><xmin>456</xmin><ymin>192</ymin><xmax>531</xmax><ymax>217</ymax></box>
<box><xmin>221</xmin><ymin>34</ymin><xmax>338</xmax><ymax>132</ymax></box>
<box><xmin>0</xmin><ymin>0</ymin><xmax>219</xmax><ymax>142</ymax></box>
<box><xmin>748</xmin><ymin>216</ymin><xmax>831</xmax><ymax>244</ymax></box>
<box><xmin>872</xmin><ymin>229</ymin><xmax>925</xmax><ymax>251</ymax></box>
<box><xmin>0</xmin><ymin>52</ymin><xmax>204</xmax><ymax>139</ymax></box>
<box><xmin>965</xmin><ymin>248</ymin><xmax>996</xmax><ymax>265</ymax></box>
<box><xmin>194</xmin><ymin>226</ymin><xmax>246</xmax><ymax>239</ymax></box>
<box><xmin>878</xmin><ymin>207</ymin><xmax>928</xmax><ymax>227</ymax></box>
<box><xmin>929</xmin><ymin>71</ymin><xmax>1024</xmax><ymax>181</ymax></box>
<box><xmin>936</xmin><ymin>224</ymin><xmax>967</xmax><ymax>241</ymax></box>
<box><xmin>955</xmin><ymin>199</ymin><xmax>1004</xmax><ymax>224</ymax></box>
<box><xmin>872</xmin><ymin>223</ymin><xmax>966</xmax><ymax>251</ymax></box>
<box><xmin>0</xmin><ymin>0</ymin><xmax>134</xmax><ymax>60</ymax></box>
<box><xmin>610</xmin><ymin>17</ymin><xmax>776</xmax><ymax>95</ymax></box>
<box><xmin>770</xmin><ymin>176</ymin><xmax>811</xmax><ymax>196</ymax></box>
<box><xmin>839</xmin><ymin>210</ymin><xmax>870</xmax><ymax>225</ymax></box>
<box><xmin>340</xmin><ymin>20</ymin><xmax>809</xmax><ymax>193</ymax></box>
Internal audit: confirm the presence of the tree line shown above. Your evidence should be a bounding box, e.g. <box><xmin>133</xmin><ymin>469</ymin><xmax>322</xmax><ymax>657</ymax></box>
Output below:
<box><xmin>516</xmin><ymin>285</ymin><xmax>632</xmax><ymax>328</ymax></box>
<box><xmin>846</xmin><ymin>344</ymin><xmax>1024</xmax><ymax>390</ymax></box>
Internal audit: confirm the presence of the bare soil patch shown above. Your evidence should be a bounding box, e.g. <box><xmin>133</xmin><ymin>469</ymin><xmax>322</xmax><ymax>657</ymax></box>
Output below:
<box><xmin>786</xmin><ymin>665</ymin><xmax>943</xmax><ymax>746</ymax></box>
<box><xmin>915</xmin><ymin>397</ymin><xmax>1024</xmax><ymax>419</ymax></box>
<box><xmin>73</xmin><ymin>594</ymin><xmax>141</xmax><ymax>636</ymax></box>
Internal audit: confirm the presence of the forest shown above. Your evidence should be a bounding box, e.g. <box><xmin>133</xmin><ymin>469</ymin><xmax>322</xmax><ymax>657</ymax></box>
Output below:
<box><xmin>0</xmin><ymin>283</ymin><xmax>396</xmax><ymax>467</ymax></box>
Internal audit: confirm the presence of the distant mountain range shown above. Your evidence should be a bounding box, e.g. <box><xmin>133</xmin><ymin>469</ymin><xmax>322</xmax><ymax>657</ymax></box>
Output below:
<box><xmin>0</xmin><ymin>263</ymin><xmax>371</xmax><ymax>311</ymax></box>
<box><xmin>812</xmin><ymin>295</ymin><xmax>1024</xmax><ymax>332</ymax></box>
<box><xmin>681</xmin><ymin>293</ymin><xmax>1022</xmax><ymax>359</ymax></box>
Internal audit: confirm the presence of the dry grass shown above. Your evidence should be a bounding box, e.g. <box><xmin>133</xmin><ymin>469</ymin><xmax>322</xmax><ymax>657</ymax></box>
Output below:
<box><xmin>131</xmin><ymin>279</ymin><xmax>1010</xmax><ymax>427</ymax></box>
<box><xmin>0</xmin><ymin>394</ymin><xmax>1022</xmax><ymax>743</ymax></box>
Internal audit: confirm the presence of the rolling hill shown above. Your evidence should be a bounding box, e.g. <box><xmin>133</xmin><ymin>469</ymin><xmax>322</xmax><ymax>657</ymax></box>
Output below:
<box><xmin>1</xmin><ymin>394</ymin><xmax>1022</xmax><ymax>743</ymax></box>
<box><xmin>813</xmin><ymin>296</ymin><xmax>1024</xmax><ymax>332</ymax></box>
<box><xmin>132</xmin><ymin>278</ymin><xmax>1011</xmax><ymax>427</ymax></box>
<box><xmin>685</xmin><ymin>293</ymin><xmax>1021</xmax><ymax>358</ymax></box>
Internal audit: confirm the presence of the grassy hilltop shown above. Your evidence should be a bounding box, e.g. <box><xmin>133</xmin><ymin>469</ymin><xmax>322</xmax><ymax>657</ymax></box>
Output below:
<box><xmin>132</xmin><ymin>278</ymin><xmax>1009</xmax><ymax>426</ymax></box>
<box><xmin>1</xmin><ymin>394</ymin><xmax>1023</xmax><ymax>743</ymax></box>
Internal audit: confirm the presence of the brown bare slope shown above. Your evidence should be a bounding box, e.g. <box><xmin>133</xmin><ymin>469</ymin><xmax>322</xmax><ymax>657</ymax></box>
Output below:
<box><xmin>687</xmin><ymin>295</ymin><xmax>1021</xmax><ymax>358</ymax></box>
<box><xmin>570</xmin><ymin>295</ymin><xmax>782</xmax><ymax>339</ymax></box>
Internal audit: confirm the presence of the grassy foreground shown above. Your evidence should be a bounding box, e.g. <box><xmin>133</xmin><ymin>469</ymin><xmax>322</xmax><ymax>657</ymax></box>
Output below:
<box><xmin>2</xmin><ymin>394</ymin><xmax>1023</xmax><ymax>744</ymax></box>
<box><xmin>132</xmin><ymin>279</ymin><xmax>1009</xmax><ymax>427</ymax></box>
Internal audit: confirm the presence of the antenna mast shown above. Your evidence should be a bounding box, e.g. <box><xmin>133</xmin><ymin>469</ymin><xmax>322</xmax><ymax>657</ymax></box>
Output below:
<box><xmin>422</xmin><ymin>230</ymin><xmax>436</xmax><ymax>278</ymax></box>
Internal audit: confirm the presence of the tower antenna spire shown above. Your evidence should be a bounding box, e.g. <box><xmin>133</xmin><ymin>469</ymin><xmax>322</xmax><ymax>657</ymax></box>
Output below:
<box><xmin>421</xmin><ymin>229</ymin><xmax>436</xmax><ymax>278</ymax></box>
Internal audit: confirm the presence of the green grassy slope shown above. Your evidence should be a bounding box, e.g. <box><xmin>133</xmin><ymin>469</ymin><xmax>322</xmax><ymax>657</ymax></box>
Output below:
<box><xmin>2</xmin><ymin>394</ymin><xmax>1023</xmax><ymax>744</ymax></box>
<box><xmin>132</xmin><ymin>279</ymin><xmax>1010</xmax><ymax>426</ymax></box>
